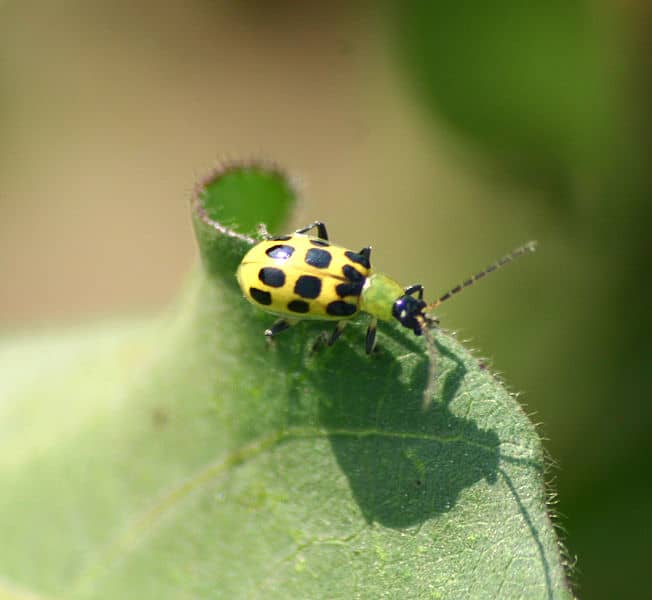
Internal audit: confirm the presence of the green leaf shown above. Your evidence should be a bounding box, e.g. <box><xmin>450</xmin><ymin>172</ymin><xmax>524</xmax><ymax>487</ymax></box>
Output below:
<box><xmin>394</xmin><ymin>0</ymin><xmax>616</xmax><ymax>205</ymax></box>
<box><xmin>0</xmin><ymin>163</ymin><xmax>571</xmax><ymax>599</ymax></box>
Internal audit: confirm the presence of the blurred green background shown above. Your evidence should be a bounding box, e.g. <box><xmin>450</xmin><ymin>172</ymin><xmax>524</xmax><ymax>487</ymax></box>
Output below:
<box><xmin>1</xmin><ymin>1</ymin><xmax>650</xmax><ymax>598</ymax></box>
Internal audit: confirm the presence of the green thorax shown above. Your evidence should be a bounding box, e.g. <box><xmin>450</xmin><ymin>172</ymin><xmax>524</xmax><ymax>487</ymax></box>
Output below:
<box><xmin>359</xmin><ymin>273</ymin><xmax>404</xmax><ymax>321</ymax></box>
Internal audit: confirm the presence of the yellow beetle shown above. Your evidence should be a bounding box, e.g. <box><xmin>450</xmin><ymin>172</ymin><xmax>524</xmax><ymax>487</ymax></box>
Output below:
<box><xmin>237</xmin><ymin>221</ymin><xmax>536</xmax><ymax>356</ymax></box>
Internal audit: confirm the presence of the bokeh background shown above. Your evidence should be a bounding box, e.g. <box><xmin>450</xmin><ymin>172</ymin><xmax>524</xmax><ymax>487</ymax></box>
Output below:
<box><xmin>1</xmin><ymin>2</ymin><xmax>650</xmax><ymax>598</ymax></box>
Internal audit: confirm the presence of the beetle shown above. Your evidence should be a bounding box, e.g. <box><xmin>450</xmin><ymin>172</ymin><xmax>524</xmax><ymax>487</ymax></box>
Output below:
<box><xmin>236</xmin><ymin>221</ymin><xmax>535</xmax><ymax>403</ymax></box>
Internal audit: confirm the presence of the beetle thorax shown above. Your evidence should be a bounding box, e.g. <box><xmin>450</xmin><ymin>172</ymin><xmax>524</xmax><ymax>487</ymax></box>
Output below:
<box><xmin>359</xmin><ymin>273</ymin><xmax>404</xmax><ymax>321</ymax></box>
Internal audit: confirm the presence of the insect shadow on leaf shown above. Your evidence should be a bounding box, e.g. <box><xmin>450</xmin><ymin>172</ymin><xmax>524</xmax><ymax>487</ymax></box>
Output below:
<box><xmin>307</xmin><ymin>326</ymin><xmax>501</xmax><ymax>528</ymax></box>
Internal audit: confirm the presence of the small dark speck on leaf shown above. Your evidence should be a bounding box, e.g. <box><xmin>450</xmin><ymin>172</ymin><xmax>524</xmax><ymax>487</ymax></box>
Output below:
<box><xmin>151</xmin><ymin>407</ymin><xmax>169</xmax><ymax>428</ymax></box>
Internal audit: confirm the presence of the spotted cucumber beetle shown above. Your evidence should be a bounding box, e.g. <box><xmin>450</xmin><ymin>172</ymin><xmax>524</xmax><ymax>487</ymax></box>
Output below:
<box><xmin>236</xmin><ymin>221</ymin><xmax>536</xmax><ymax>404</ymax></box>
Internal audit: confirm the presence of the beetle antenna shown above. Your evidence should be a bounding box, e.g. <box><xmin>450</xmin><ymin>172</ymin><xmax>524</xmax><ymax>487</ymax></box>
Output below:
<box><xmin>426</xmin><ymin>241</ymin><xmax>537</xmax><ymax>312</ymax></box>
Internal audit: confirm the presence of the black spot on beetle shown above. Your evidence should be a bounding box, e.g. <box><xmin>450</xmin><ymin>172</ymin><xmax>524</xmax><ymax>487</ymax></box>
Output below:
<box><xmin>342</xmin><ymin>264</ymin><xmax>364</xmax><ymax>282</ymax></box>
<box><xmin>250</xmin><ymin>287</ymin><xmax>272</xmax><ymax>306</ymax></box>
<box><xmin>266</xmin><ymin>244</ymin><xmax>294</xmax><ymax>260</ymax></box>
<box><xmin>326</xmin><ymin>300</ymin><xmax>357</xmax><ymax>317</ymax></box>
<box><xmin>305</xmin><ymin>248</ymin><xmax>332</xmax><ymax>269</ymax></box>
<box><xmin>258</xmin><ymin>267</ymin><xmax>285</xmax><ymax>288</ymax></box>
<box><xmin>294</xmin><ymin>275</ymin><xmax>322</xmax><ymax>299</ymax></box>
<box><xmin>335</xmin><ymin>281</ymin><xmax>363</xmax><ymax>298</ymax></box>
<box><xmin>345</xmin><ymin>250</ymin><xmax>370</xmax><ymax>269</ymax></box>
<box><xmin>287</xmin><ymin>299</ymin><xmax>310</xmax><ymax>313</ymax></box>
<box><xmin>271</xmin><ymin>235</ymin><xmax>292</xmax><ymax>241</ymax></box>
<box><xmin>310</xmin><ymin>239</ymin><xmax>330</xmax><ymax>247</ymax></box>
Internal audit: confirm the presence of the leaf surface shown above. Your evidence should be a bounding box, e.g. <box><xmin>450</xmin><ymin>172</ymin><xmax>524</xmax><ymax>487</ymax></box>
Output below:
<box><xmin>0</xmin><ymin>163</ymin><xmax>570</xmax><ymax>599</ymax></box>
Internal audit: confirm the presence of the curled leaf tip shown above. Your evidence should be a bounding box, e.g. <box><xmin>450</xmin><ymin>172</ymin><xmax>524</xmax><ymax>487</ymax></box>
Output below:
<box><xmin>191</xmin><ymin>159</ymin><xmax>298</xmax><ymax>278</ymax></box>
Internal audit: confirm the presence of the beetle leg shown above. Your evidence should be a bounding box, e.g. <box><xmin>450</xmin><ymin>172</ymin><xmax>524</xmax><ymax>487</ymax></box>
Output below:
<box><xmin>358</xmin><ymin>246</ymin><xmax>372</xmax><ymax>268</ymax></box>
<box><xmin>265</xmin><ymin>318</ymin><xmax>296</xmax><ymax>340</ymax></box>
<box><xmin>365</xmin><ymin>317</ymin><xmax>378</xmax><ymax>354</ymax></box>
<box><xmin>403</xmin><ymin>283</ymin><xmax>424</xmax><ymax>300</ymax></box>
<box><xmin>328</xmin><ymin>320</ymin><xmax>348</xmax><ymax>346</ymax></box>
<box><xmin>295</xmin><ymin>221</ymin><xmax>329</xmax><ymax>241</ymax></box>
<box><xmin>257</xmin><ymin>223</ymin><xmax>272</xmax><ymax>240</ymax></box>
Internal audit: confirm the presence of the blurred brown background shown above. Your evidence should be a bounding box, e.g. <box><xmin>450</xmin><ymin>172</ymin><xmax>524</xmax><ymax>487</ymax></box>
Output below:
<box><xmin>1</xmin><ymin>2</ymin><xmax>650</xmax><ymax>598</ymax></box>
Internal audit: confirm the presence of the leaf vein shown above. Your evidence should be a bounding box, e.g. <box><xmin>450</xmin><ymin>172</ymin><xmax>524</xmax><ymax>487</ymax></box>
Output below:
<box><xmin>73</xmin><ymin>425</ymin><xmax>537</xmax><ymax>591</ymax></box>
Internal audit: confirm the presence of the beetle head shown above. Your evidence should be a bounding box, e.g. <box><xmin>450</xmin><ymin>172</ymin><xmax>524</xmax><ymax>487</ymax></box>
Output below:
<box><xmin>392</xmin><ymin>294</ymin><xmax>430</xmax><ymax>335</ymax></box>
